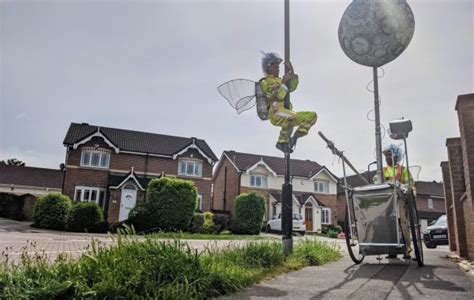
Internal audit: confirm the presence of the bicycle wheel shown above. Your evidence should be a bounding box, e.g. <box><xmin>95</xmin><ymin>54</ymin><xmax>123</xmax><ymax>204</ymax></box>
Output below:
<box><xmin>345</xmin><ymin>208</ymin><xmax>365</xmax><ymax>264</ymax></box>
<box><xmin>406</xmin><ymin>191</ymin><xmax>424</xmax><ymax>266</ymax></box>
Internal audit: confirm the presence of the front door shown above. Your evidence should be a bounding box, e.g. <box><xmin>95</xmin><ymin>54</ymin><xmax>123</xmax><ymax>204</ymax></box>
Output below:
<box><xmin>119</xmin><ymin>184</ymin><xmax>137</xmax><ymax>222</ymax></box>
<box><xmin>305</xmin><ymin>204</ymin><xmax>313</xmax><ymax>232</ymax></box>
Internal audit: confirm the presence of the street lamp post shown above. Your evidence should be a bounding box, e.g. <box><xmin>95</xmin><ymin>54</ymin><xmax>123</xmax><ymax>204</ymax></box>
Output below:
<box><xmin>282</xmin><ymin>0</ymin><xmax>293</xmax><ymax>256</ymax></box>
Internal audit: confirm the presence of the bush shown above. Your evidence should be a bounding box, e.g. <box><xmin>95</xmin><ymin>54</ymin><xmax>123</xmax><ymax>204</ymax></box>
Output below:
<box><xmin>188</xmin><ymin>213</ymin><xmax>205</xmax><ymax>233</ymax></box>
<box><xmin>0</xmin><ymin>194</ymin><xmax>24</xmax><ymax>220</ymax></box>
<box><xmin>33</xmin><ymin>193</ymin><xmax>71</xmax><ymax>230</ymax></box>
<box><xmin>231</xmin><ymin>192</ymin><xmax>265</xmax><ymax>235</ymax></box>
<box><xmin>128</xmin><ymin>177</ymin><xmax>197</xmax><ymax>232</ymax></box>
<box><xmin>322</xmin><ymin>224</ymin><xmax>342</xmax><ymax>234</ymax></box>
<box><xmin>327</xmin><ymin>230</ymin><xmax>338</xmax><ymax>238</ymax></box>
<box><xmin>212</xmin><ymin>213</ymin><xmax>229</xmax><ymax>233</ymax></box>
<box><xmin>67</xmin><ymin>202</ymin><xmax>104</xmax><ymax>233</ymax></box>
<box><xmin>202</xmin><ymin>212</ymin><xmax>218</xmax><ymax>234</ymax></box>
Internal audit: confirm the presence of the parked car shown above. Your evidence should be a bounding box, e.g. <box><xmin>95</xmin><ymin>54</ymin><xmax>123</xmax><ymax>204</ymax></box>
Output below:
<box><xmin>423</xmin><ymin>214</ymin><xmax>448</xmax><ymax>249</ymax></box>
<box><xmin>266</xmin><ymin>213</ymin><xmax>306</xmax><ymax>235</ymax></box>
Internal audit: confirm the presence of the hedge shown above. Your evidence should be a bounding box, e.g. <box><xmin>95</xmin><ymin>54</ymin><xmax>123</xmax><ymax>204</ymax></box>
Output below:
<box><xmin>33</xmin><ymin>193</ymin><xmax>72</xmax><ymax>230</ymax></box>
<box><xmin>129</xmin><ymin>177</ymin><xmax>197</xmax><ymax>232</ymax></box>
<box><xmin>67</xmin><ymin>202</ymin><xmax>104</xmax><ymax>232</ymax></box>
<box><xmin>231</xmin><ymin>192</ymin><xmax>265</xmax><ymax>235</ymax></box>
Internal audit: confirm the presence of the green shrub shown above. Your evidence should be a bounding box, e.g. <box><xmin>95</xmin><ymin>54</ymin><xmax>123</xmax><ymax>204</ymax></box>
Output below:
<box><xmin>293</xmin><ymin>239</ymin><xmax>342</xmax><ymax>266</ymax></box>
<box><xmin>327</xmin><ymin>230</ymin><xmax>338</xmax><ymax>238</ymax></box>
<box><xmin>212</xmin><ymin>213</ymin><xmax>229</xmax><ymax>233</ymax></box>
<box><xmin>322</xmin><ymin>224</ymin><xmax>342</xmax><ymax>234</ymax></box>
<box><xmin>231</xmin><ymin>192</ymin><xmax>265</xmax><ymax>235</ymax></box>
<box><xmin>128</xmin><ymin>177</ymin><xmax>197</xmax><ymax>232</ymax></box>
<box><xmin>33</xmin><ymin>193</ymin><xmax>71</xmax><ymax>230</ymax></box>
<box><xmin>202</xmin><ymin>212</ymin><xmax>217</xmax><ymax>234</ymax></box>
<box><xmin>67</xmin><ymin>202</ymin><xmax>104</xmax><ymax>232</ymax></box>
<box><xmin>0</xmin><ymin>193</ymin><xmax>24</xmax><ymax>220</ymax></box>
<box><xmin>188</xmin><ymin>213</ymin><xmax>205</xmax><ymax>233</ymax></box>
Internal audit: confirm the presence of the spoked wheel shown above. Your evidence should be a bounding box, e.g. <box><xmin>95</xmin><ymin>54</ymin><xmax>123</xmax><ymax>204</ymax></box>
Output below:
<box><xmin>406</xmin><ymin>190</ymin><xmax>424</xmax><ymax>267</ymax></box>
<box><xmin>345</xmin><ymin>209</ymin><xmax>365</xmax><ymax>264</ymax></box>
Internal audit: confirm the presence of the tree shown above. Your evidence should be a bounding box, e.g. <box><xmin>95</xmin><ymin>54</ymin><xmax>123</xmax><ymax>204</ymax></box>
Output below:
<box><xmin>0</xmin><ymin>158</ymin><xmax>26</xmax><ymax>166</ymax></box>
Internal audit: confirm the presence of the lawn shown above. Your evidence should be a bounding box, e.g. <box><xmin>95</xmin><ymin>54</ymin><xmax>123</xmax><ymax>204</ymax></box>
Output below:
<box><xmin>0</xmin><ymin>228</ymin><xmax>342</xmax><ymax>299</ymax></box>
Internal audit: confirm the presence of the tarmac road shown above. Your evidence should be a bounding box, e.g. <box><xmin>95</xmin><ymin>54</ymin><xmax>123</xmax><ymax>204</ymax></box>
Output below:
<box><xmin>223</xmin><ymin>244</ymin><xmax>474</xmax><ymax>299</ymax></box>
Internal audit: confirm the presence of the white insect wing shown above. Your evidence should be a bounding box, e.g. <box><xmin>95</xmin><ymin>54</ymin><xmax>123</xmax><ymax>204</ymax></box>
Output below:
<box><xmin>217</xmin><ymin>79</ymin><xmax>256</xmax><ymax>114</ymax></box>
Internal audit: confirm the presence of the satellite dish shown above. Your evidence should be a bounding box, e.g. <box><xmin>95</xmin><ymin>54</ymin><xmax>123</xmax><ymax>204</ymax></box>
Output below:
<box><xmin>338</xmin><ymin>0</ymin><xmax>415</xmax><ymax>67</ymax></box>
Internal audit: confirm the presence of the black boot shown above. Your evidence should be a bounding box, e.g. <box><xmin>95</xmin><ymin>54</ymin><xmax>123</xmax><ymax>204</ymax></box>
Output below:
<box><xmin>290</xmin><ymin>131</ymin><xmax>305</xmax><ymax>149</ymax></box>
<box><xmin>276</xmin><ymin>142</ymin><xmax>293</xmax><ymax>153</ymax></box>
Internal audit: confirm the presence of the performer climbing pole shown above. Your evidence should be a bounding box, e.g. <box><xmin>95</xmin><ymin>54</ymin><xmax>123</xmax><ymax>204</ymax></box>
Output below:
<box><xmin>217</xmin><ymin>0</ymin><xmax>317</xmax><ymax>255</ymax></box>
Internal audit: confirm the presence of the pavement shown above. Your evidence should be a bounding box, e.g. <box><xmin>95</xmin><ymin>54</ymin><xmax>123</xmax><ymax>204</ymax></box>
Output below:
<box><xmin>223</xmin><ymin>241</ymin><xmax>474</xmax><ymax>300</ymax></box>
<box><xmin>1</xmin><ymin>218</ymin><xmax>473</xmax><ymax>299</ymax></box>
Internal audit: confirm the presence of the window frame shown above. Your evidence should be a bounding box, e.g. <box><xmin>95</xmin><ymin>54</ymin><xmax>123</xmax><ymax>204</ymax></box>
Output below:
<box><xmin>321</xmin><ymin>208</ymin><xmax>331</xmax><ymax>225</ymax></box>
<box><xmin>428</xmin><ymin>198</ymin><xmax>433</xmax><ymax>209</ymax></box>
<box><xmin>74</xmin><ymin>186</ymin><xmax>106</xmax><ymax>208</ymax></box>
<box><xmin>80</xmin><ymin>148</ymin><xmax>111</xmax><ymax>169</ymax></box>
<box><xmin>314</xmin><ymin>180</ymin><xmax>330</xmax><ymax>194</ymax></box>
<box><xmin>249</xmin><ymin>174</ymin><xmax>268</xmax><ymax>189</ymax></box>
<box><xmin>178</xmin><ymin>159</ymin><xmax>203</xmax><ymax>177</ymax></box>
<box><xmin>197</xmin><ymin>194</ymin><xmax>202</xmax><ymax>210</ymax></box>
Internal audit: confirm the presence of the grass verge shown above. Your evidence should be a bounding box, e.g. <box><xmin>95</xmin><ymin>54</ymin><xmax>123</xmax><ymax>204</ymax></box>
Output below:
<box><xmin>0</xmin><ymin>228</ymin><xmax>341</xmax><ymax>299</ymax></box>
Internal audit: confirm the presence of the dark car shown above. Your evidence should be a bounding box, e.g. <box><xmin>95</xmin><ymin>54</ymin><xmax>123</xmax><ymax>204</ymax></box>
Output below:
<box><xmin>423</xmin><ymin>215</ymin><xmax>448</xmax><ymax>249</ymax></box>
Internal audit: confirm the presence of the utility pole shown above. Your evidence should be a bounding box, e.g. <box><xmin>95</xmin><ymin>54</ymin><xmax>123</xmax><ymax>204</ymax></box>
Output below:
<box><xmin>373</xmin><ymin>67</ymin><xmax>383</xmax><ymax>184</ymax></box>
<box><xmin>282</xmin><ymin>0</ymin><xmax>293</xmax><ymax>256</ymax></box>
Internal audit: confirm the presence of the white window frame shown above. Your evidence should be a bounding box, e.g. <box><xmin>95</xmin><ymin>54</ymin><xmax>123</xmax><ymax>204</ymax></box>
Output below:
<box><xmin>250</xmin><ymin>174</ymin><xmax>268</xmax><ymax>189</ymax></box>
<box><xmin>74</xmin><ymin>186</ymin><xmax>106</xmax><ymax>208</ymax></box>
<box><xmin>314</xmin><ymin>180</ymin><xmax>329</xmax><ymax>194</ymax></box>
<box><xmin>80</xmin><ymin>148</ymin><xmax>111</xmax><ymax>169</ymax></box>
<box><xmin>321</xmin><ymin>208</ymin><xmax>331</xmax><ymax>225</ymax></box>
<box><xmin>428</xmin><ymin>198</ymin><xmax>433</xmax><ymax>209</ymax></box>
<box><xmin>178</xmin><ymin>159</ymin><xmax>203</xmax><ymax>177</ymax></box>
<box><xmin>197</xmin><ymin>194</ymin><xmax>202</xmax><ymax>210</ymax></box>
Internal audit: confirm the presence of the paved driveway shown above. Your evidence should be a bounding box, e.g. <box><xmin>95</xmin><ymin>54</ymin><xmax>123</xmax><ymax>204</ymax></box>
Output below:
<box><xmin>224</xmin><ymin>244</ymin><xmax>474</xmax><ymax>299</ymax></box>
<box><xmin>0</xmin><ymin>218</ymin><xmax>248</xmax><ymax>264</ymax></box>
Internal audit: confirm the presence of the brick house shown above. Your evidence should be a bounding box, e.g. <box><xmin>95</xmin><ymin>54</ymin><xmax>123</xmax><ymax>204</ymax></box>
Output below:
<box><xmin>336</xmin><ymin>172</ymin><xmax>446</xmax><ymax>233</ymax></box>
<box><xmin>212</xmin><ymin>151</ymin><xmax>339</xmax><ymax>233</ymax></box>
<box><xmin>62</xmin><ymin>123</ymin><xmax>218</xmax><ymax>224</ymax></box>
<box><xmin>0</xmin><ymin>164</ymin><xmax>63</xmax><ymax>220</ymax></box>
<box><xmin>441</xmin><ymin>93</ymin><xmax>474</xmax><ymax>259</ymax></box>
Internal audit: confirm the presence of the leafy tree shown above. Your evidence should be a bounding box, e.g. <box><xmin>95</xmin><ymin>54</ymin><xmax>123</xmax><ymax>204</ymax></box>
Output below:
<box><xmin>0</xmin><ymin>158</ymin><xmax>26</xmax><ymax>166</ymax></box>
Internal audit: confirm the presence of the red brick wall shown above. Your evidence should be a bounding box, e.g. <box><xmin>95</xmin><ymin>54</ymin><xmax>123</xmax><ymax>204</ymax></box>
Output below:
<box><xmin>315</xmin><ymin>194</ymin><xmax>338</xmax><ymax>225</ymax></box>
<box><xmin>456</xmin><ymin>94</ymin><xmax>474</xmax><ymax>259</ymax></box>
<box><xmin>416</xmin><ymin>195</ymin><xmax>446</xmax><ymax>212</ymax></box>
<box><xmin>212</xmin><ymin>156</ymin><xmax>241</xmax><ymax>214</ymax></box>
<box><xmin>446</xmin><ymin>137</ymin><xmax>468</xmax><ymax>257</ymax></box>
<box><xmin>337</xmin><ymin>193</ymin><xmax>347</xmax><ymax>225</ymax></box>
<box><xmin>441</xmin><ymin>161</ymin><xmax>457</xmax><ymax>251</ymax></box>
<box><xmin>64</xmin><ymin>137</ymin><xmax>214</xmax><ymax>223</ymax></box>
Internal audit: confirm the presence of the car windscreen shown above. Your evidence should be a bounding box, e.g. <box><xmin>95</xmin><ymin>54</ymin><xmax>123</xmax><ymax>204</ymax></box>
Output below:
<box><xmin>292</xmin><ymin>214</ymin><xmax>303</xmax><ymax>220</ymax></box>
<box><xmin>434</xmin><ymin>215</ymin><xmax>447</xmax><ymax>226</ymax></box>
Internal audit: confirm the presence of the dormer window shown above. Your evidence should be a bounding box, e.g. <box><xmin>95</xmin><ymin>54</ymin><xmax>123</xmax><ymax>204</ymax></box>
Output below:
<box><xmin>178</xmin><ymin>160</ymin><xmax>202</xmax><ymax>177</ymax></box>
<box><xmin>250</xmin><ymin>174</ymin><xmax>268</xmax><ymax>188</ymax></box>
<box><xmin>314</xmin><ymin>180</ymin><xmax>329</xmax><ymax>193</ymax></box>
<box><xmin>81</xmin><ymin>148</ymin><xmax>110</xmax><ymax>169</ymax></box>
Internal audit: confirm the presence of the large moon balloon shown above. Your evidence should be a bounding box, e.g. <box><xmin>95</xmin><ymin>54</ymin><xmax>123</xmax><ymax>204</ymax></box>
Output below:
<box><xmin>338</xmin><ymin>0</ymin><xmax>415</xmax><ymax>67</ymax></box>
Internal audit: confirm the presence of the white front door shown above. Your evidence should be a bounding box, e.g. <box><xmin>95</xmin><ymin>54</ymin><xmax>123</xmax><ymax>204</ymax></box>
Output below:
<box><xmin>119</xmin><ymin>184</ymin><xmax>137</xmax><ymax>222</ymax></box>
<box><xmin>313</xmin><ymin>207</ymin><xmax>322</xmax><ymax>232</ymax></box>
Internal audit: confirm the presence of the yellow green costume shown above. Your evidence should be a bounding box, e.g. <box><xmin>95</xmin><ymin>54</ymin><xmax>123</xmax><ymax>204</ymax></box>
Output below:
<box><xmin>259</xmin><ymin>74</ymin><xmax>317</xmax><ymax>144</ymax></box>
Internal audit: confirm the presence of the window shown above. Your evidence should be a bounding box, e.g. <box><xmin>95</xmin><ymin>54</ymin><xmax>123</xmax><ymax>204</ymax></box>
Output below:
<box><xmin>250</xmin><ymin>174</ymin><xmax>268</xmax><ymax>188</ymax></box>
<box><xmin>197</xmin><ymin>194</ymin><xmax>202</xmax><ymax>210</ymax></box>
<box><xmin>178</xmin><ymin>160</ymin><xmax>203</xmax><ymax>177</ymax></box>
<box><xmin>74</xmin><ymin>186</ymin><xmax>106</xmax><ymax>208</ymax></box>
<box><xmin>321</xmin><ymin>208</ymin><xmax>331</xmax><ymax>224</ymax></box>
<box><xmin>428</xmin><ymin>198</ymin><xmax>433</xmax><ymax>209</ymax></box>
<box><xmin>314</xmin><ymin>180</ymin><xmax>329</xmax><ymax>193</ymax></box>
<box><xmin>81</xmin><ymin>148</ymin><xmax>110</xmax><ymax>168</ymax></box>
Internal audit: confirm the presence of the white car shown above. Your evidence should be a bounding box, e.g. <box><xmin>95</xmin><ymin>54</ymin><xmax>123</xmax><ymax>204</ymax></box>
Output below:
<box><xmin>266</xmin><ymin>213</ymin><xmax>306</xmax><ymax>235</ymax></box>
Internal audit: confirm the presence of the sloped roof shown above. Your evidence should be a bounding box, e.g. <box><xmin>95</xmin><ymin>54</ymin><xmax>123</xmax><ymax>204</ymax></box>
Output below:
<box><xmin>63</xmin><ymin>123</ymin><xmax>218</xmax><ymax>161</ymax></box>
<box><xmin>223</xmin><ymin>151</ymin><xmax>336</xmax><ymax>179</ymax></box>
<box><xmin>416</xmin><ymin>181</ymin><xmax>445</xmax><ymax>197</ymax></box>
<box><xmin>337</xmin><ymin>171</ymin><xmax>376</xmax><ymax>194</ymax></box>
<box><xmin>0</xmin><ymin>165</ymin><xmax>63</xmax><ymax>189</ymax></box>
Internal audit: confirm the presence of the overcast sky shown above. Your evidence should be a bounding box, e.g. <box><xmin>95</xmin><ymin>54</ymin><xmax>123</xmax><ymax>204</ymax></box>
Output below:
<box><xmin>1</xmin><ymin>0</ymin><xmax>472</xmax><ymax>182</ymax></box>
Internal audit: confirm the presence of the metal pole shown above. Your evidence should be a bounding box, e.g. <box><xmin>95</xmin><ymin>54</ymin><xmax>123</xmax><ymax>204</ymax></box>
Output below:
<box><xmin>282</xmin><ymin>0</ymin><xmax>293</xmax><ymax>256</ymax></box>
<box><xmin>373</xmin><ymin>67</ymin><xmax>383</xmax><ymax>184</ymax></box>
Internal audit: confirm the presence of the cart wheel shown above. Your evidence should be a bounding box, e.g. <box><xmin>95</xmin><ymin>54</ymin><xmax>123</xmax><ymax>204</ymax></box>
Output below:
<box><xmin>406</xmin><ymin>190</ymin><xmax>424</xmax><ymax>266</ymax></box>
<box><xmin>345</xmin><ymin>209</ymin><xmax>365</xmax><ymax>264</ymax></box>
